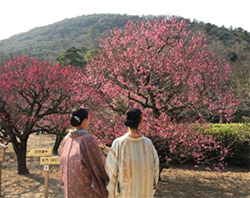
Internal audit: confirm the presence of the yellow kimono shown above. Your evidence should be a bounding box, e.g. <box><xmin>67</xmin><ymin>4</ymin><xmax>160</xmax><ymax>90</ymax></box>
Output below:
<box><xmin>105</xmin><ymin>132</ymin><xmax>159</xmax><ymax>198</ymax></box>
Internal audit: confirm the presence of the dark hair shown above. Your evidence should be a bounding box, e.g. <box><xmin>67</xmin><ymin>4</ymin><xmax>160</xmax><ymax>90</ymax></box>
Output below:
<box><xmin>70</xmin><ymin>108</ymin><xmax>88</xmax><ymax>127</ymax></box>
<box><xmin>124</xmin><ymin>108</ymin><xmax>143</xmax><ymax>129</ymax></box>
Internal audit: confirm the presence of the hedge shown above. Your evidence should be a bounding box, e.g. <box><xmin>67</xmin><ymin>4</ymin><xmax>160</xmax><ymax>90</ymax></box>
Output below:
<box><xmin>205</xmin><ymin>123</ymin><xmax>250</xmax><ymax>166</ymax></box>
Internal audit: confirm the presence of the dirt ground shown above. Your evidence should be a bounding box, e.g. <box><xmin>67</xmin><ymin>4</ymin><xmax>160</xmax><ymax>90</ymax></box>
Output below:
<box><xmin>1</xmin><ymin>134</ymin><xmax>249</xmax><ymax>198</ymax></box>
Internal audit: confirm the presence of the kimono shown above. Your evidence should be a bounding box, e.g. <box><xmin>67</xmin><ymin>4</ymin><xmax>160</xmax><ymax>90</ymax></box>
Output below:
<box><xmin>59</xmin><ymin>129</ymin><xmax>109</xmax><ymax>198</ymax></box>
<box><xmin>105</xmin><ymin>132</ymin><xmax>159</xmax><ymax>198</ymax></box>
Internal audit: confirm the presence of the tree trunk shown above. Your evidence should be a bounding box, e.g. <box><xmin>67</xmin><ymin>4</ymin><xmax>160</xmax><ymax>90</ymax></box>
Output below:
<box><xmin>12</xmin><ymin>137</ymin><xmax>29</xmax><ymax>175</ymax></box>
<box><xmin>219</xmin><ymin>113</ymin><xmax>223</xmax><ymax>123</ymax></box>
<box><xmin>53</xmin><ymin>134</ymin><xmax>64</xmax><ymax>155</ymax></box>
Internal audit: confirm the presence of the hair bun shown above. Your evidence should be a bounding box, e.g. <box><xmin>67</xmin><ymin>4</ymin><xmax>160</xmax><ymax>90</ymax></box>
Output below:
<box><xmin>70</xmin><ymin>108</ymin><xmax>88</xmax><ymax>127</ymax></box>
<box><xmin>124</xmin><ymin>108</ymin><xmax>142</xmax><ymax>129</ymax></box>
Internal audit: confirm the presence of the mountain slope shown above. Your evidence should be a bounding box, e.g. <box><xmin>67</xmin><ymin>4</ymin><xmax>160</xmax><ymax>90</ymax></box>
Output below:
<box><xmin>0</xmin><ymin>14</ymin><xmax>249</xmax><ymax>64</ymax></box>
<box><xmin>0</xmin><ymin>14</ymin><xmax>139</xmax><ymax>61</ymax></box>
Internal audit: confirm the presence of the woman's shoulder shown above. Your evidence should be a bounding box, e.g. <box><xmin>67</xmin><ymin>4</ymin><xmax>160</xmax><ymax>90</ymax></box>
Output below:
<box><xmin>143</xmin><ymin>135</ymin><xmax>151</xmax><ymax>141</ymax></box>
<box><xmin>111</xmin><ymin>133</ymin><xmax>128</xmax><ymax>146</ymax></box>
<box><xmin>79</xmin><ymin>133</ymin><xmax>103</xmax><ymax>152</ymax></box>
<box><xmin>82</xmin><ymin>132</ymin><xmax>98</xmax><ymax>143</ymax></box>
<box><xmin>112</xmin><ymin>136</ymin><xmax>123</xmax><ymax>145</ymax></box>
<box><xmin>142</xmin><ymin>136</ymin><xmax>154</xmax><ymax>145</ymax></box>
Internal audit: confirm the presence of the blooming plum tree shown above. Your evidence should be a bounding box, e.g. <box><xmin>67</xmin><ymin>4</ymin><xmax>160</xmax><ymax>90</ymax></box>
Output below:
<box><xmin>87</xmin><ymin>18</ymin><xmax>238</xmax><ymax>171</ymax></box>
<box><xmin>0</xmin><ymin>56</ymin><xmax>90</xmax><ymax>174</ymax></box>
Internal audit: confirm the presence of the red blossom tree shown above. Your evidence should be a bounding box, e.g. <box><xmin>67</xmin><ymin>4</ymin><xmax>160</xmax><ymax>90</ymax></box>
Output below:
<box><xmin>40</xmin><ymin>87</ymin><xmax>105</xmax><ymax>155</ymax></box>
<box><xmin>0</xmin><ymin>56</ymin><xmax>90</xmax><ymax>174</ymax></box>
<box><xmin>87</xmin><ymin>18</ymin><xmax>238</xmax><ymax>171</ymax></box>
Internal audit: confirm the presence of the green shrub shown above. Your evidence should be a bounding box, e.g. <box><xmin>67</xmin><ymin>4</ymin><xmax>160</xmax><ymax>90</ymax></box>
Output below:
<box><xmin>148</xmin><ymin>123</ymin><xmax>249</xmax><ymax>171</ymax></box>
<box><xmin>205</xmin><ymin>123</ymin><xmax>250</xmax><ymax>166</ymax></box>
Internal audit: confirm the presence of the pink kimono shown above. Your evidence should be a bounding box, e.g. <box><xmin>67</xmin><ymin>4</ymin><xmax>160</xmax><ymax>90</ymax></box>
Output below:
<box><xmin>59</xmin><ymin>129</ymin><xmax>109</xmax><ymax>198</ymax></box>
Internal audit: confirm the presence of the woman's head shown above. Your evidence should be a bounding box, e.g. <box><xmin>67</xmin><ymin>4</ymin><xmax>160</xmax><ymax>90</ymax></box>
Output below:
<box><xmin>70</xmin><ymin>107</ymin><xmax>89</xmax><ymax>127</ymax></box>
<box><xmin>124</xmin><ymin>108</ymin><xmax>143</xmax><ymax>129</ymax></box>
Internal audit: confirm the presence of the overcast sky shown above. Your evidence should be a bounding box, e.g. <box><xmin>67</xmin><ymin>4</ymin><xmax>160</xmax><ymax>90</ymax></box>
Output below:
<box><xmin>0</xmin><ymin>0</ymin><xmax>249</xmax><ymax>41</ymax></box>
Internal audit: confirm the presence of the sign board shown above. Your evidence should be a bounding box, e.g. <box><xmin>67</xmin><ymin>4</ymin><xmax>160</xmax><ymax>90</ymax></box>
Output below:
<box><xmin>0</xmin><ymin>143</ymin><xmax>7</xmax><ymax>162</ymax></box>
<box><xmin>27</xmin><ymin>148</ymin><xmax>52</xmax><ymax>157</ymax></box>
<box><xmin>40</xmin><ymin>156</ymin><xmax>60</xmax><ymax>165</ymax></box>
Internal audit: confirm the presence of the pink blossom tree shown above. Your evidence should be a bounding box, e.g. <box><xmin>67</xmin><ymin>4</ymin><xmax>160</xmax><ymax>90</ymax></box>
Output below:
<box><xmin>0</xmin><ymin>56</ymin><xmax>90</xmax><ymax>174</ymax></box>
<box><xmin>87</xmin><ymin>18</ymin><xmax>238</xmax><ymax>171</ymax></box>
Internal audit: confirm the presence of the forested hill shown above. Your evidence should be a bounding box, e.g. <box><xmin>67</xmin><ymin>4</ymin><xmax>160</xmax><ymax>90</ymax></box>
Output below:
<box><xmin>0</xmin><ymin>13</ymin><xmax>249</xmax><ymax>66</ymax></box>
<box><xmin>0</xmin><ymin>14</ymin><xmax>140</xmax><ymax>62</ymax></box>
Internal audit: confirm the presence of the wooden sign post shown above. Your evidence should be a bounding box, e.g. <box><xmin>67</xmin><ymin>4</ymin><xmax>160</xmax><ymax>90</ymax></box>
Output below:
<box><xmin>0</xmin><ymin>143</ymin><xmax>7</xmax><ymax>196</ymax></box>
<box><xmin>40</xmin><ymin>156</ymin><xmax>60</xmax><ymax>198</ymax></box>
<box><xmin>43</xmin><ymin>165</ymin><xmax>49</xmax><ymax>198</ymax></box>
<box><xmin>27</xmin><ymin>148</ymin><xmax>60</xmax><ymax>198</ymax></box>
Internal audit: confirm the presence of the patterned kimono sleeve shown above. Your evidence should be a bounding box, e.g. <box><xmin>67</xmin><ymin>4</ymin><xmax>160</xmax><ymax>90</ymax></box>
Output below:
<box><xmin>152</xmin><ymin>142</ymin><xmax>160</xmax><ymax>186</ymax></box>
<box><xmin>105</xmin><ymin>139</ymin><xmax>120</xmax><ymax>198</ymax></box>
<box><xmin>86</xmin><ymin>137</ymin><xmax>109</xmax><ymax>182</ymax></box>
<box><xmin>80</xmin><ymin>135</ymin><xmax>109</xmax><ymax>198</ymax></box>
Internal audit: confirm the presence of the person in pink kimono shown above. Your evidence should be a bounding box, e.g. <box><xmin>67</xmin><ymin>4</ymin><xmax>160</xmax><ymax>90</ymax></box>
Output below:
<box><xmin>59</xmin><ymin>107</ymin><xmax>109</xmax><ymax>198</ymax></box>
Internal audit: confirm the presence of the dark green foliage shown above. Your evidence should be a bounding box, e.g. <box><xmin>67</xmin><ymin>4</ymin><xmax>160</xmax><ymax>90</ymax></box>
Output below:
<box><xmin>227</xmin><ymin>52</ymin><xmax>238</xmax><ymax>62</ymax></box>
<box><xmin>84</xmin><ymin>49</ymin><xmax>99</xmax><ymax>62</ymax></box>
<box><xmin>56</xmin><ymin>47</ymin><xmax>86</xmax><ymax>67</ymax></box>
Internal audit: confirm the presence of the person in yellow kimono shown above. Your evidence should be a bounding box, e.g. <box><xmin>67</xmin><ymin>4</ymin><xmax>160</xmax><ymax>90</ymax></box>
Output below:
<box><xmin>105</xmin><ymin>108</ymin><xmax>159</xmax><ymax>198</ymax></box>
<box><xmin>59</xmin><ymin>107</ymin><xmax>109</xmax><ymax>198</ymax></box>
